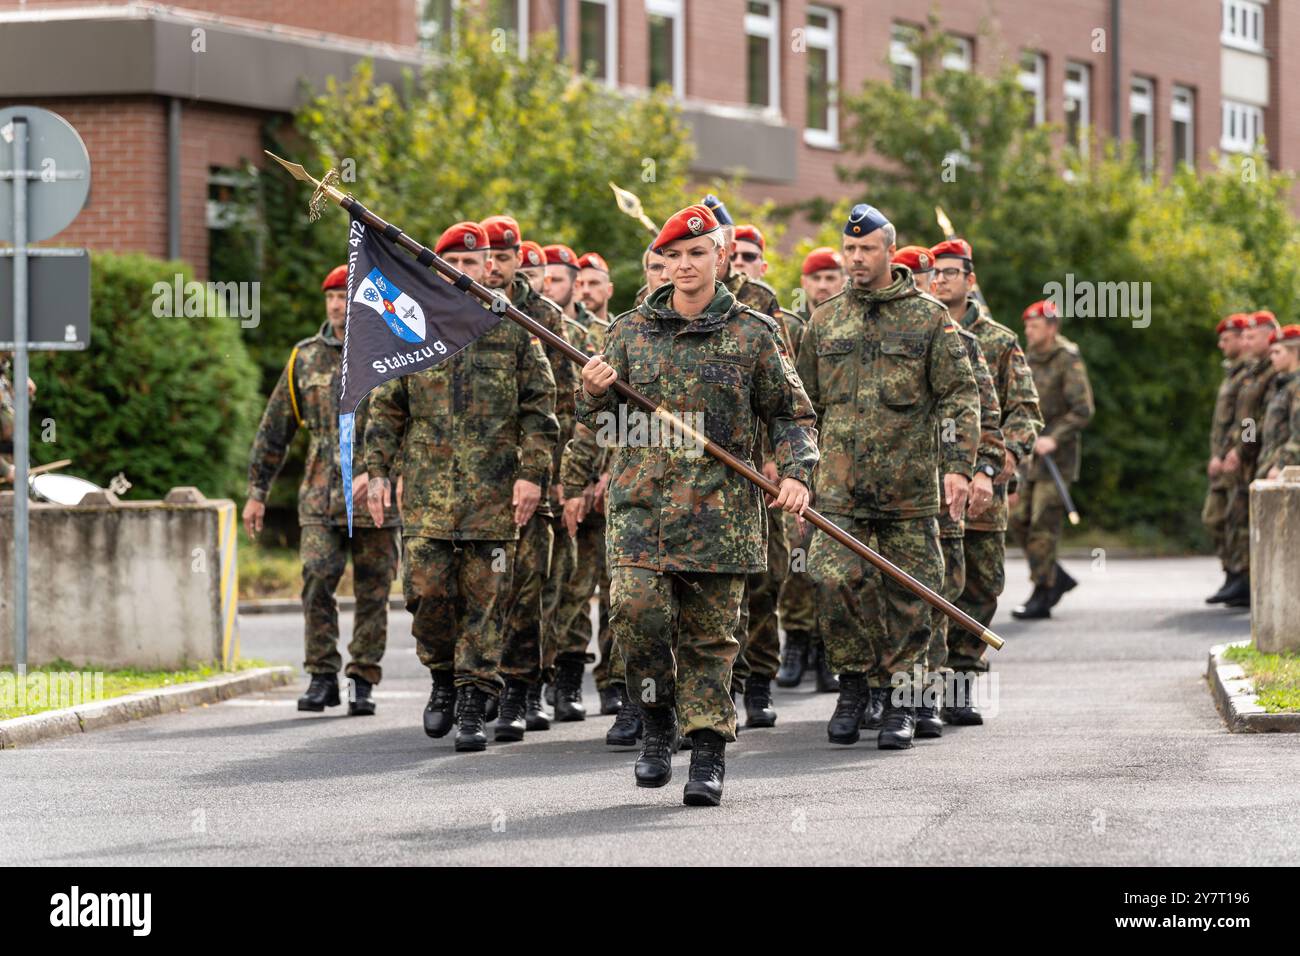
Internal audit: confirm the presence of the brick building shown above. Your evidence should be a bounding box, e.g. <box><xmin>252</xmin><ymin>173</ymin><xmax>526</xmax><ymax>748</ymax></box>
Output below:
<box><xmin>1</xmin><ymin>1</ymin><xmax>1295</xmax><ymax>276</ymax></box>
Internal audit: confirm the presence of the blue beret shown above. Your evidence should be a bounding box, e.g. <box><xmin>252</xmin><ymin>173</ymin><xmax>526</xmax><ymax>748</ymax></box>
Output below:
<box><xmin>845</xmin><ymin>203</ymin><xmax>890</xmax><ymax>237</ymax></box>
<box><xmin>702</xmin><ymin>194</ymin><xmax>734</xmax><ymax>227</ymax></box>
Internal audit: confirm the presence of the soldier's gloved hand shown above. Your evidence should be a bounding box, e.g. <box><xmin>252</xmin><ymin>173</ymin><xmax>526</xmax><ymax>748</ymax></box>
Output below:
<box><xmin>367</xmin><ymin>476</ymin><xmax>391</xmax><ymax>527</ymax></box>
<box><xmin>943</xmin><ymin>473</ymin><xmax>970</xmax><ymax>523</ymax></box>
<box><xmin>968</xmin><ymin>472</ymin><xmax>994</xmax><ymax>518</ymax></box>
<box><xmin>563</xmin><ymin>494</ymin><xmax>588</xmax><ymax>538</ymax></box>
<box><xmin>513</xmin><ymin>479</ymin><xmax>541</xmax><ymax>526</ymax></box>
<box><xmin>242</xmin><ymin>498</ymin><xmax>265</xmax><ymax>539</ymax></box>
<box><xmin>581</xmin><ymin>354</ymin><xmax>618</xmax><ymax>398</ymax></box>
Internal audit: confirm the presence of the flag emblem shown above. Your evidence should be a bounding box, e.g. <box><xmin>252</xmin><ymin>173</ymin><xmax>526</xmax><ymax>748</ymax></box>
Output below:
<box><xmin>353</xmin><ymin>267</ymin><xmax>427</xmax><ymax>343</ymax></box>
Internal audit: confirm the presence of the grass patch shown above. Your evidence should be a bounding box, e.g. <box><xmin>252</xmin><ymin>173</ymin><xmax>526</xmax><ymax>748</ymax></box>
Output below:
<box><xmin>1223</xmin><ymin>644</ymin><xmax>1300</xmax><ymax>714</ymax></box>
<box><xmin>0</xmin><ymin>658</ymin><xmax>272</xmax><ymax>721</ymax></box>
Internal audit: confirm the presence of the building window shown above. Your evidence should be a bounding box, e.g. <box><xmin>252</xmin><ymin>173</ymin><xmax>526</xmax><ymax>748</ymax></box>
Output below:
<box><xmin>647</xmin><ymin>0</ymin><xmax>685</xmax><ymax>97</ymax></box>
<box><xmin>891</xmin><ymin>24</ymin><xmax>921</xmax><ymax>96</ymax></box>
<box><xmin>745</xmin><ymin>1</ymin><xmax>781</xmax><ymax>112</ymax></box>
<box><xmin>1221</xmin><ymin>0</ymin><xmax>1264</xmax><ymax>52</ymax></box>
<box><xmin>1221</xmin><ymin>98</ymin><xmax>1264</xmax><ymax>153</ymax></box>
<box><xmin>1019</xmin><ymin>52</ymin><xmax>1046</xmax><ymax>126</ymax></box>
<box><xmin>804</xmin><ymin>5</ymin><xmax>838</xmax><ymax>147</ymax></box>
<box><xmin>1130</xmin><ymin>76</ymin><xmax>1154</xmax><ymax>175</ymax></box>
<box><xmin>579</xmin><ymin>0</ymin><xmax>618</xmax><ymax>85</ymax></box>
<box><xmin>418</xmin><ymin>0</ymin><xmax>455</xmax><ymax>53</ymax></box>
<box><xmin>1172</xmin><ymin>85</ymin><xmax>1195</xmax><ymax>168</ymax></box>
<box><xmin>944</xmin><ymin>35</ymin><xmax>973</xmax><ymax>72</ymax></box>
<box><xmin>488</xmin><ymin>0</ymin><xmax>529</xmax><ymax>58</ymax></box>
<box><xmin>1063</xmin><ymin>62</ymin><xmax>1090</xmax><ymax>153</ymax></box>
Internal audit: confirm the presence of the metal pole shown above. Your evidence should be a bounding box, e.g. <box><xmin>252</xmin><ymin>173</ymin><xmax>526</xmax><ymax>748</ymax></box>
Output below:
<box><xmin>12</xmin><ymin>116</ymin><xmax>29</xmax><ymax>674</ymax></box>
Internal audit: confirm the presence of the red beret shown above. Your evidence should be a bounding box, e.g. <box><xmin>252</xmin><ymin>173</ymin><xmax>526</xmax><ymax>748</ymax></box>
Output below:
<box><xmin>577</xmin><ymin>252</ymin><xmax>610</xmax><ymax>274</ymax></box>
<box><xmin>892</xmin><ymin>245</ymin><xmax>933</xmax><ymax>274</ymax></box>
<box><xmin>1217</xmin><ymin>314</ymin><xmax>1244</xmax><ymax>334</ymax></box>
<box><xmin>1230</xmin><ymin>314</ymin><xmax>1251</xmax><ymax>331</ymax></box>
<box><xmin>1249</xmin><ymin>309</ymin><xmax>1280</xmax><ymax>330</ymax></box>
<box><xmin>435</xmin><ymin>221</ymin><xmax>489</xmax><ymax>255</ymax></box>
<box><xmin>1023</xmin><ymin>299</ymin><xmax>1060</xmax><ymax>321</ymax></box>
<box><xmin>929</xmin><ymin>237</ymin><xmax>973</xmax><ymax>264</ymax></box>
<box><xmin>652</xmin><ymin>204</ymin><xmax>719</xmax><ymax>252</ymax></box>
<box><xmin>321</xmin><ymin>264</ymin><xmax>348</xmax><ymax>291</ymax></box>
<box><xmin>1269</xmin><ymin>324</ymin><xmax>1300</xmax><ymax>345</ymax></box>
<box><xmin>519</xmin><ymin>240</ymin><xmax>545</xmax><ymax>268</ymax></box>
<box><xmin>801</xmin><ymin>246</ymin><xmax>843</xmax><ymax>276</ymax></box>
<box><xmin>480</xmin><ymin>215</ymin><xmax>522</xmax><ymax>249</ymax></box>
<box><xmin>543</xmin><ymin>244</ymin><xmax>579</xmax><ymax>268</ymax></box>
<box><xmin>734</xmin><ymin>225</ymin><xmax>766</xmax><ymax>252</ymax></box>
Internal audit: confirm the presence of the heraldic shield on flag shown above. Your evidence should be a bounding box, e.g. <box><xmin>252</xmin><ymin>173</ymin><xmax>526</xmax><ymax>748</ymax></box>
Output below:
<box><xmin>337</xmin><ymin>211</ymin><xmax>508</xmax><ymax>531</ymax></box>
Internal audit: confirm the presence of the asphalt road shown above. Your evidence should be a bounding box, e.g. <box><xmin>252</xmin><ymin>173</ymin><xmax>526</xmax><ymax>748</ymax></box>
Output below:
<box><xmin>3</xmin><ymin>556</ymin><xmax>1297</xmax><ymax>866</ymax></box>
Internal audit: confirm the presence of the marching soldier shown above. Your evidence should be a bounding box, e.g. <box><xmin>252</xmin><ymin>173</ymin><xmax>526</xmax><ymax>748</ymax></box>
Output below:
<box><xmin>929</xmin><ymin>240</ymin><xmax>1041</xmax><ymax>723</ymax></box>
<box><xmin>244</xmin><ymin>265</ymin><xmax>401</xmax><ymax>717</ymax></box>
<box><xmin>364</xmin><ymin>222</ymin><xmax>559</xmax><ymax>752</ymax></box>
<box><xmin>1010</xmin><ymin>300</ymin><xmax>1094</xmax><ymax>620</ymax></box>
<box><xmin>481</xmin><ymin>216</ymin><xmax>575</xmax><ymax>738</ymax></box>
<box><xmin>777</xmin><ymin>246</ymin><xmax>846</xmax><ymax>692</ymax></box>
<box><xmin>798</xmin><ymin>203</ymin><xmax>979</xmax><ymax>751</ymax></box>
<box><xmin>1217</xmin><ymin>310</ymin><xmax>1282</xmax><ymax>607</ymax></box>
<box><xmin>578</xmin><ymin>203</ymin><xmax>819</xmax><ymax>806</ymax></box>
<box><xmin>1258</xmin><ymin>325</ymin><xmax>1300</xmax><ymax>479</ymax></box>
<box><xmin>1204</xmin><ymin>314</ymin><xmax>1250</xmax><ymax>604</ymax></box>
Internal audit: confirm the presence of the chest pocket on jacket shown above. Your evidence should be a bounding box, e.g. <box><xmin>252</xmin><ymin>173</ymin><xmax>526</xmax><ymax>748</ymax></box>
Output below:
<box><xmin>699</xmin><ymin>362</ymin><xmax>744</xmax><ymax>388</ymax></box>
<box><xmin>816</xmin><ymin>339</ymin><xmax>857</xmax><ymax>404</ymax></box>
<box><xmin>628</xmin><ymin>362</ymin><xmax>661</xmax><ymax>405</ymax></box>
<box><xmin>473</xmin><ymin>349</ymin><xmax>517</xmax><ymax>412</ymax></box>
<box><xmin>301</xmin><ymin>371</ymin><xmax>335</xmax><ymax>429</ymax></box>
<box><xmin>879</xmin><ymin>334</ymin><xmax>927</xmax><ymax>407</ymax></box>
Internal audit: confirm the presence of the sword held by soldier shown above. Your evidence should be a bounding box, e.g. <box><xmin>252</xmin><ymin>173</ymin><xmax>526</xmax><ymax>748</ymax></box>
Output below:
<box><xmin>266</xmin><ymin>152</ymin><xmax>1006</xmax><ymax>652</ymax></box>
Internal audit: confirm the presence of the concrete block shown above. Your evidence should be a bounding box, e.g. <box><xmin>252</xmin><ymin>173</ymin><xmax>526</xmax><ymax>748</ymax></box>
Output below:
<box><xmin>0</xmin><ymin>498</ymin><xmax>241</xmax><ymax>669</ymax></box>
<box><xmin>1250</xmin><ymin>467</ymin><xmax>1300</xmax><ymax>653</ymax></box>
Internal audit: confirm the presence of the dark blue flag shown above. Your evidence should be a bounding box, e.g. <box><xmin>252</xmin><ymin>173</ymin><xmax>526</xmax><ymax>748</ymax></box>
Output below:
<box><xmin>338</xmin><ymin>212</ymin><xmax>505</xmax><ymax>531</ymax></box>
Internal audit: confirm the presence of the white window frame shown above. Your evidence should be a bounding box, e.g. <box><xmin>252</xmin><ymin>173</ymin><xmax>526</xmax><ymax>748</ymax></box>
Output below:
<box><xmin>578</xmin><ymin>0</ymin><xmax>619</xmax><ymax>87</ymax></box>
<box><xmin>1221</xmin><ymin>98</ymin><xmax>1263</xmax><ymax>153</ymax></box>
<box><xmin>1171</xmin><ymin>85</ymin><xmax>1195</xmax><ymax>166</ymax></box>
<box><xmin>1019</xmin><ymin>52</ymin><xmax>1046</xmax><ymax>126</ymax></box>
<box><xmin>1130</xmin><ymin>76</ymin><xmax>1154</xmax><ymax>174</ymax></box>
<box><xmin>646</xmin><ymin>0</ymin><xmax>686</xmax><ymax>98</ymax></box>
<box><xmin>890</xmin><ymin>23</ymin><xmax>922</xmax><ymax>96</ymax></box>
<box><xmin>513</xmin><ymin>0</ymin><xmax>529</xmax><ymax>59</ymax></box>
<box><xmin>943</xmin><ymin>34</ymin><xmax>972</xmax><ymax>72</ymax></box>
<box><xmin>744</xmin><ymin>0</ymin><xmax>781</xmax><ymax>114</ymax></box>
<box><xmin>803</xmin><ymin>4</ymin><xmax>839</xmax><ymax>148</ymax></box>
<box><xmin>1221</xmin><ymin>0</ymin><xmax>1265</xmax><ymax>53</ymax></box>
<box><xmin>1063</xmin><ymin>61</ymin><xmax>1090</xmax><ymax>153</ymax></box>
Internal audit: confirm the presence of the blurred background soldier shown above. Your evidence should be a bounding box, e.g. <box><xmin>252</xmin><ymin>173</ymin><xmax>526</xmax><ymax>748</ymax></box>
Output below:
<box><xmin>365</xmin><ymin>222</ymin><xmax>558</xmax><ymax>752</ymax></box>
<box><xmin>777</xmin><ymin>247</ymin><xmax>845</xmax><ymax>691</ymax></box>
<box><xmin>518</xmin><ymin>239</ymin><xmax>547</xmax><ymax>296</ymax></box>
<box><xmin>1257</xmin><ymin>324</ymin><xmax>1300</xmax><ymax>480</ymax></box>
<box><xmin>244</xmin><ymin>265</ymin><xmax>400</xmax><ymax>717</ymax></box>
<box><xmin>1203</xmin><ymin>314</ymin><xmax>1250</xmax><ymax>604</ymax></box>
<box><xmin>635</xmin><ymin>244</ymin><xmax>670</xmax><ymax>307</ymax></box>
<box><xmin>1010</xmin><ymin>300</ymin><xmax>1094</xmax><ymax>620</ymax></box>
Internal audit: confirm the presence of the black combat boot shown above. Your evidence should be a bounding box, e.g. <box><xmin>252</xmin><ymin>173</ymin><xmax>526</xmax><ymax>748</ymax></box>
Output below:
<box><xmin>877</xmin><ymin>701</ymin><xmax>916</xmax><ymax>750</ymax></box>
<box><xmin>776</xmin><ymin>632</ymin><xmax>810</xmax><ymax>687</ymax></box>
<box><xmin>943</xmin><ymin>672</ymin><xmax>983</xmax><ymax>726</ymax></box>
<box><xmin>827</xmin><ymin>673</ymin><xmax>870</xmax><ymax>745</ymax></box>
<box><xmin>634</xmin><ymin>707</ymin><xmax>679</xmax><ymax>788</ymax></box>
<box><xmin>554</xmin><ymin>659</ymin><xmax>587</xmax><ymax>722</ymax></box>
<box><xmin>606</xmin><ymin>689</ymin><xmax>643</xmax><ymax>747</ymax></box>
<box><xmin>914</xmin><ymin>701</ymin><xmax>944</xmax><ymax>738</ymax></box>
<box><xmin>423</xmin><ymin>670</ymin><xmax>456</xmax><ymax>738</ymax></box>
<box><xmin>860</xmin><ymin>685</ymin><xmax>887</xmax><ymax>729</ymax></box>
<box><xmin>812</xmin><ymin>640</ymin><xmax>840</xmax><ymax>693</ymax></box>
<box><xmin>524</xmin><ymin>682</ymin><xmax>551</xmax><ymax>731</ymax></box>
<box><xmin>455</xmin><ymin>685</ymin><xmax>490</xmax><ymax>752</ymax></box>
<box><xmin>347</xmin><ymin>675</ymin><xmax>375</xmax><ymax>716</ymax></box>
<box><xmin>682</xmin><ymin>730</ymin><xmax>726</xmax><ymax>807</ymax></box>
<box><xmin>599</xmin><ymin>685</ymin><xmax>623</xmax><ymax>715</ymax></box>
<box><xmin>297</xmin><ymin>673</ymin><xmax>340</xmax><ymax>712</ymax></box>
<box><xmin>1222</xmin><ymin>572</ymin><xmax>1251</xmax><ymax>608</ymax></box>
<box><xmin>1011</xmin><ymin>584</ymin><xmax>1052</xmax><ymax>620</ymax></box>
<box><xmin>744</xmin><ymin>676</ymin><xmax>777</xmax><ymax>728</ymax></box>
<box><xmin>1206</xmin><ymin>571</ymin><xmax>1239</xmax><ymax>604</ymax></box>
<box><xmin>545</xmin><ymin>682</ymin><xmax>557</xmax><ymax>707</ymax></box>
<box><xmin>1045</xmin><ymin>563</ymin><xmax>1078</xmax><ymax>608</ymax></box>
<box><xmin>494</xmin><ymin>679</ymin><xmax>529</xmax><ymax>742</ymax></box>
